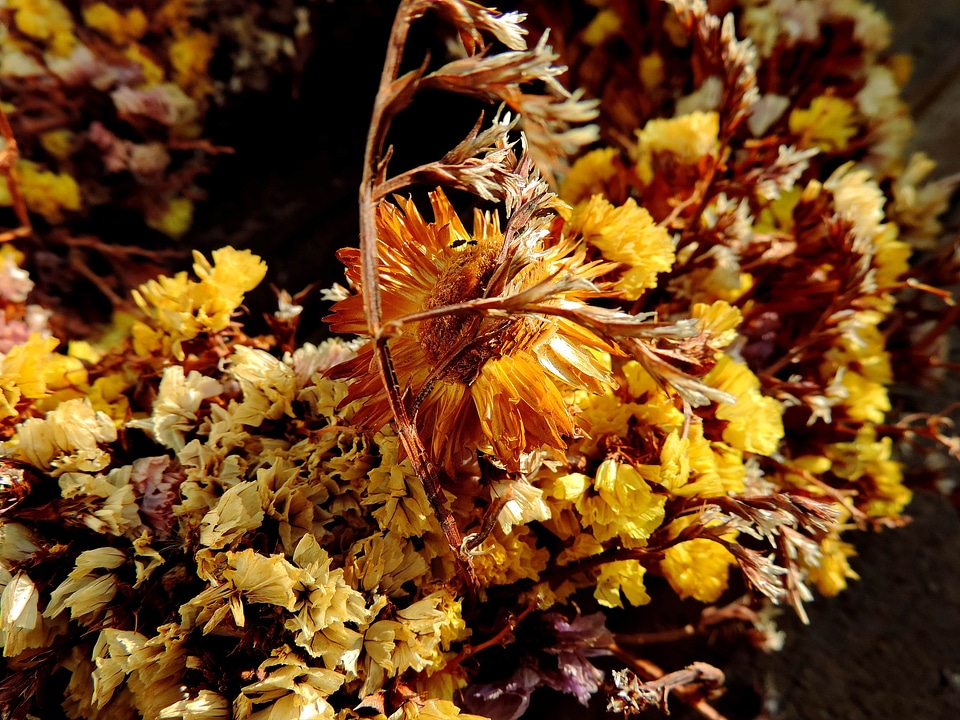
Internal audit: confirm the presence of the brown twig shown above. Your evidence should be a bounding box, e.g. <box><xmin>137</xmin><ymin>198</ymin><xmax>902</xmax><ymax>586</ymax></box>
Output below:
<box><xmin>608</xmin><ymin>645</ymin><xmax>728</xmax><ymax>720</ymax></box>
<box><xmin>444</xmin><ymin>602</ymin><xmax>536</xmax><ymax>672</ymax></box>
<box><xmin>0</xmin><ymin>104</ymin><xmax>33</xmax><ymax>243</ymax></box>
<box><xmin>358</xmin><ymin>1</ymin><xmax>479</xmax><ymax>592</ymax></box>
<box><xmin>616</xmin><ymin>598</ymin><xmax>758</xmax><ymax>647</ymax></box>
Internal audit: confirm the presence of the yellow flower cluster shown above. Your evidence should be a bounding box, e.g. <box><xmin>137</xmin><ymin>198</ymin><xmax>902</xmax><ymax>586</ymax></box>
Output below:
<box><xmin>0</xmin><ymin>0</ymin><xmax>315</xmax><ymax>243</ymax></box>
<box><xmin>0</xmin><ymin>160</ymin><xmax>81</xmax><ymax>223</ymax></box>
<box><xmin>131</xmin><ymin>247</ymin><xmax>266</xmax><ymax>360</ymax></box>
<box><xmin>7</xmin><ymin>0</ymin><xmax>76</xmax><ymax>56</ymax></box>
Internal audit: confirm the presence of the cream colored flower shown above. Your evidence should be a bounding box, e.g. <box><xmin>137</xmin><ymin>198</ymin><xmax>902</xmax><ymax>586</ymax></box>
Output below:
<box><xmin>18</xmin><ymin>397</ymin><xmax>117</xmax><ymax>475</ymax></box>
<box><xmin>44</xmin><ymin>547</ymin><xmax>126</xmax><ymax>624</ymax></box>
<box><xmin>159</xmin><ymin>690</ymin><xmax>231</xmax><ymax>719</ymax></box>
<box><xmin>228</xmin><ymin>346</ymin><xmax>297</xmax><ymax>427</ymax></box>
<box><xmin>234</xmin><ymin>647</ymin><xmax>344</xmax><ymax>720</ymax></box>
<box><xmin>223</xmin><ymin>549</ymin><xmax>300</xmax><ymax>612</ymax></box>
<box><xmin>490</xmin><ymin>477</ymin><xmax>551</xmax><ymax>534</ymax></box>
<box><xmin>199</xmin><ymin>481</ymin><xmax>264</xmax><ymax>550</ymax></box>
<box><xmin>128</xmin><ymin>366</ymin><xmax>223</xmax><ymax>451</ymax></box>
<box><xmin>59</xmin><ymin>465</ymin><xmax>142</xmax><ymax>536</ymax></box>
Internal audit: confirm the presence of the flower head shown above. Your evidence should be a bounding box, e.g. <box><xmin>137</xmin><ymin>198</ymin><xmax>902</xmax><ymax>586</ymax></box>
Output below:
<box><xmin>327</xmin><ymin>189</ymin><xmax>614</xmax><ymax>473</ymax></box>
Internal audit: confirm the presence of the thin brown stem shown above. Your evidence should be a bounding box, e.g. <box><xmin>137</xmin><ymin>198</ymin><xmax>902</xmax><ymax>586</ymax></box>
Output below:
<box><xmin>0</xmin><ymin>105</ymin><xmax>33</xmax><ymax>242</ymax></box>
<box><xmin>445</xmin><ymin>602</ymin><xmax>536</xmax><ymax>672</ymax></box>
<box><xmin>609</xmin><ymin>645</ymin><xmax>729</xmax><ymax>720</ymax></box>
<box><xmin>360</xmin><ymin>0</ymin><xmax>420</xmax><ymax>335</ymax></box>
<box><xmin>616</xmin><ymin>598</ymin><xmax>757</xmax><ymax>647</ymax></box>
<box><xmin>914</xmin><ymin>300</ymin><xmax>960</xmax><ymax>354</ymax></box>
<box><xmin>357</xmin><ymin>1</ymin><xmax>479</xmax><ymax>593</ymax></box>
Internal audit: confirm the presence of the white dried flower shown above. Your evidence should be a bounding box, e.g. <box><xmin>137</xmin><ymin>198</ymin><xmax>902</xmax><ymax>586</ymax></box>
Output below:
<box><xmin>128</xmin><ymin>367</ymin><xmax>223</xmax><ymax>452</ymax></box>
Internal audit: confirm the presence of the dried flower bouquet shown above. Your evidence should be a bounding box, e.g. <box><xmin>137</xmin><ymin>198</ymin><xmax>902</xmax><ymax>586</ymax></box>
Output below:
<box><xmin>0</xmin><ymin>1</ymin><xmax>957</xmax><ymax>719</ymax></box>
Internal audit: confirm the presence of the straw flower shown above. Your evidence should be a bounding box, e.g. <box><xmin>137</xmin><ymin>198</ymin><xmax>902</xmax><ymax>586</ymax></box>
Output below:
<box><xmin>327</xmin><ymin>189</ymin><xmax>614</xmax><ymax>473</ymax></box>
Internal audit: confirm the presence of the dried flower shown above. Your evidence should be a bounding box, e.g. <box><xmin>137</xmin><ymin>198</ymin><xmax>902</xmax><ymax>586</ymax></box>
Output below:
<box><xmin>0</xmin><ymin>1</ymin><xmax>957</xmax><ymax>718</ymax></box>
<box><xmin>328</xmin><ymin>189</ymin><xmax>613</xmax><ymax>473</ymax></box>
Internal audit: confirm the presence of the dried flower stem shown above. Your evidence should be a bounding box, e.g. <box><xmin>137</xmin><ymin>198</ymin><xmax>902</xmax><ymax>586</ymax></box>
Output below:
<box><xmin>616</xmin><ymin>598</ymin><xmax>758</xmax><ymax>646</ymax></box>
<box><xmin>359</xmin><ymin>0</ymin><xmax>479</xmax><ymax>591</ymax></box>
<box><xmin>0</xmin><ymin>104</ymin><xmax>33</xmax><ymax>243</ymax></box>
<box><xmin>767</xmin><ymin>460</ymin><xmax>869</xmax><ymax>528</ymax></box>
<box><xmin>608</xmin><ymin>645</ymin><xmax>728</xmax><ymax>720</ymax></box>
<box><xmin>445</xmin><ymin>602</ymin><xmax>537</xmax><ymax>671</ymax></box>
<box><xmin>68</xmin><ymin>247</ymin><xmax>127</xmax><ymax>307</ymax></box>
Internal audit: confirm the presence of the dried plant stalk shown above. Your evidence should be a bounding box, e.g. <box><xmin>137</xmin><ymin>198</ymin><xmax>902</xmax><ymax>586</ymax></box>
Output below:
<box><xmin>354</xmin><ymin>0</ymin><xmax>602</xmax><ymax>591</ymax></box>
<box><xmin>0</xmin><ymin>105</ymin><xmax>33</xmax><ymax>243</ymax></box>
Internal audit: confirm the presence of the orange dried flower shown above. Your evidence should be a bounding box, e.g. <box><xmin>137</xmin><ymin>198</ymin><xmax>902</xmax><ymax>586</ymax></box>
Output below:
<box><xmin>327</xmin><ymin>189</ymin><xmax>614</xmax><ymax>474</ymax></box>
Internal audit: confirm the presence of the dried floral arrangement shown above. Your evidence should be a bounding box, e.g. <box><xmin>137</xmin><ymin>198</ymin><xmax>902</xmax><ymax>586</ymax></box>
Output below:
<box><xmin>0</xmin><ymin>0</ymin><xmax>313</xmax><ymax>329</ymax></box>
<box><xmin>0</xmin><ymin>1</ymin><xmax>958</xmax><ymax>720</ymax></box>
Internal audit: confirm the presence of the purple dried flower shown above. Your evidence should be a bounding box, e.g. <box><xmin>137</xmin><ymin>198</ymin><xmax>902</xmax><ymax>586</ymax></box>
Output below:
<box><xmin>130</xmin><ymin>455</ymin><xmax>185</xmax><ymax>536</ymax></box>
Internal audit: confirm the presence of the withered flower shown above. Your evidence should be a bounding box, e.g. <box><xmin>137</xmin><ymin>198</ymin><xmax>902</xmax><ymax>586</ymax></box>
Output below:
<box><xmin>327</xmin><ymin>188</ymin><xmax>614</xmax><ymax>473</ymax></box>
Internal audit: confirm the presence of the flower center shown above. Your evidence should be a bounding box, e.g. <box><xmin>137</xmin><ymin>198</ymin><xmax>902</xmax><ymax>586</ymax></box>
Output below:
<box><xmin>418</xmin><ymin>243</ymin><xmax>501</xmax><ymax>383</ymax></box>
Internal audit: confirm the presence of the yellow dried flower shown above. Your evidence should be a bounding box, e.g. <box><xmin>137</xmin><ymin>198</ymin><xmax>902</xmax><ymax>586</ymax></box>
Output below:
<box><xmin>235</xmin><ymin>647</ymin><xmax>344</xmax><ymax>720</ymax></box>
<box><xmin>199</xmin><ymin>482</ymin><xmax>264</xmax><ymax>550</ymax></box>
<box><xmin>132</xmin><ymin>532</ymin><xmax>165</xmax><ymax>589</ymax></box>
<box><xmin>193</xmin><ymin>247</ymin><xmax>269</xmax><ymax>309</ymax></box>
<box><xmin>576</xmin><ymin>459</ymin><xmax>666</xmax><ymax>547</ymax></box>
<box><xmin>661</xmin><ymin>515</ymin><xmax>737</xmax><ymax>603</ymax></box>
<box><xmin>347</xmin><ymin>532</ymin><xmax>431</xmax><ymax>598</ymax></box>
<box><xmin>0</xmin><ymin>569</ymin><xmax>53</xmax><ymax>657</ymax></box>
<box><xmin>595</xmin><ymin>559</ymin><xmax>650</xmax><ymax>609</ymax></box>
<box><xmin>328</xmin><ymin>190</ymin><xmax>613</xmax><ymax>473</ymax></box>
<box><xmin>559</xmin><ymin>147</ymin><xmax>620</xmax><ymax>205</ymax></box>
<box><xmin>286</xmin><ymin>535</ymin><xmax>370</xmax><ymax>664</ymax></box>
<box><xmin>128</xmin><ymin>366</ymin><xmax>223</xmax><ymax>450</ymax></box>
<box><xmin>227</xmin><ymin>346</ymin><xmax>298</xmax><ymax>427</ymax></box>
<box><xmin>704</xmin><ymin>354</ymin><xmax>784</xmax><ymax>456</ymax></box>
<box><xmin>123</xmin><ymin>43</ymin><xmax>167</xmax><ymax>85</ymax></box>
<box><xmin>8</xmin><ymin>0</ymin><xmax>76</xmax><ymax>55</ymax></box>
<box><xmin>490</xmin><ymin>477</ymin><xmax>551</xmax><ymax>534</ymax></box>
<box><xmin>582</xmin><ymin>8</ymin><xmax>621</xmax><ymax>45</ymax></box>
<box><xmin>58</xmin><ymin>465</ymin><xmax>142</xmax><ymax>536</ymax></box>
<box><xmin>824</xmin><ymin>163</ymin><xmax>910</xmax><ymax>289</ymax></box>
<box><xmin>789</xmin><ymin>96</ymin><xmax>859</xmax><ymax>152</ymax></box>
<box><xmin>223</xmin><ymin>549</ymin><xmax>300</xmax><ymax>612</ymax></box>
<box><xmin>44</xmin><ymin>547</ymin><xmax>126</xmax><ymax>623</ymax></box>
<box><xmin>839</xmin><ymin>370</ymin><xmax>890</xmax><ymax>424</ymax></box>
<box><xmin>825</xmin><ymin>428</ymin><xmax>911</xmax><ymax>517</ymax></box>
<box><xmin>147</xmin><ymin>196</ymin><xmax>195</xmax><ymax>238</ymax></box>
<box><xmin>692</xmin><ymin>301</ymin><xmax>743</xmax><ymax>351</ymax></box>
<box><xmin>635</xmin><ymin>111</ymin><xmax>720</xmax><ymax>184</ymax></box>
<box><xmin>0</xmin><ymin>335</ymin><xmax>58</xmax><ymax>417</ymax></box>
<box><xmin>365</xmin><ymin>462</ymin><xmax>437</xmax><ymax>539</ymax></box>
<box><xmin>471</xmin><ymin>525</ymin><xmax>550</xmax><ymax>587</ymax></box>
<box><xmin>158</xmin><ymin>689</ymin><xmax>231</xmax><ymax>719</ymax></box>
<box><xmin>169</xmin><ymin>30</ymin><xmax>217</xmax><ymax>98</ymax></box>
<box><xmin>391</xmin><ymin>698</ymin><xmax>488</xmax><ymax>720</ymax></box>
<box><xmin>805</xmin><ymin>535</ymin><xmax>859</xmax><ymax>597</ymax></box>
<box><xmin>131</xmin><ymin>247</ymin><xmax>266</xmax><ymax>359</ymax></box>
<box><xmin>0</xmin><ymin>160</ymin><xmax>81</xmax><ymax>223</ymax></box>
<box><xmin>85</xmin><ymin>373</ymin><xmax>132</xmax><ymax>426</ymax></box>
<box><xmin>17</xmin><ymin>397</ymin><xmax>117</xmax><ymax>475</ymax></box>
<box><xmin>568</xmin><ymin>195</ymin><xmax>675</xmax><ymax>300</ymax></box>
<box><xmin>38</xmin><ymin>129</ymin><xmax>74</xmax><ymax>160</ymax></box>
<box><xmin>639</xmin><ymin>52</ymin><xmax>665</xmax><ymax>91</ymax></box>
<box><xmin>82</xmin><ymin>3</ymin><xmax>148</xmax><ymax>45</ymax></box>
